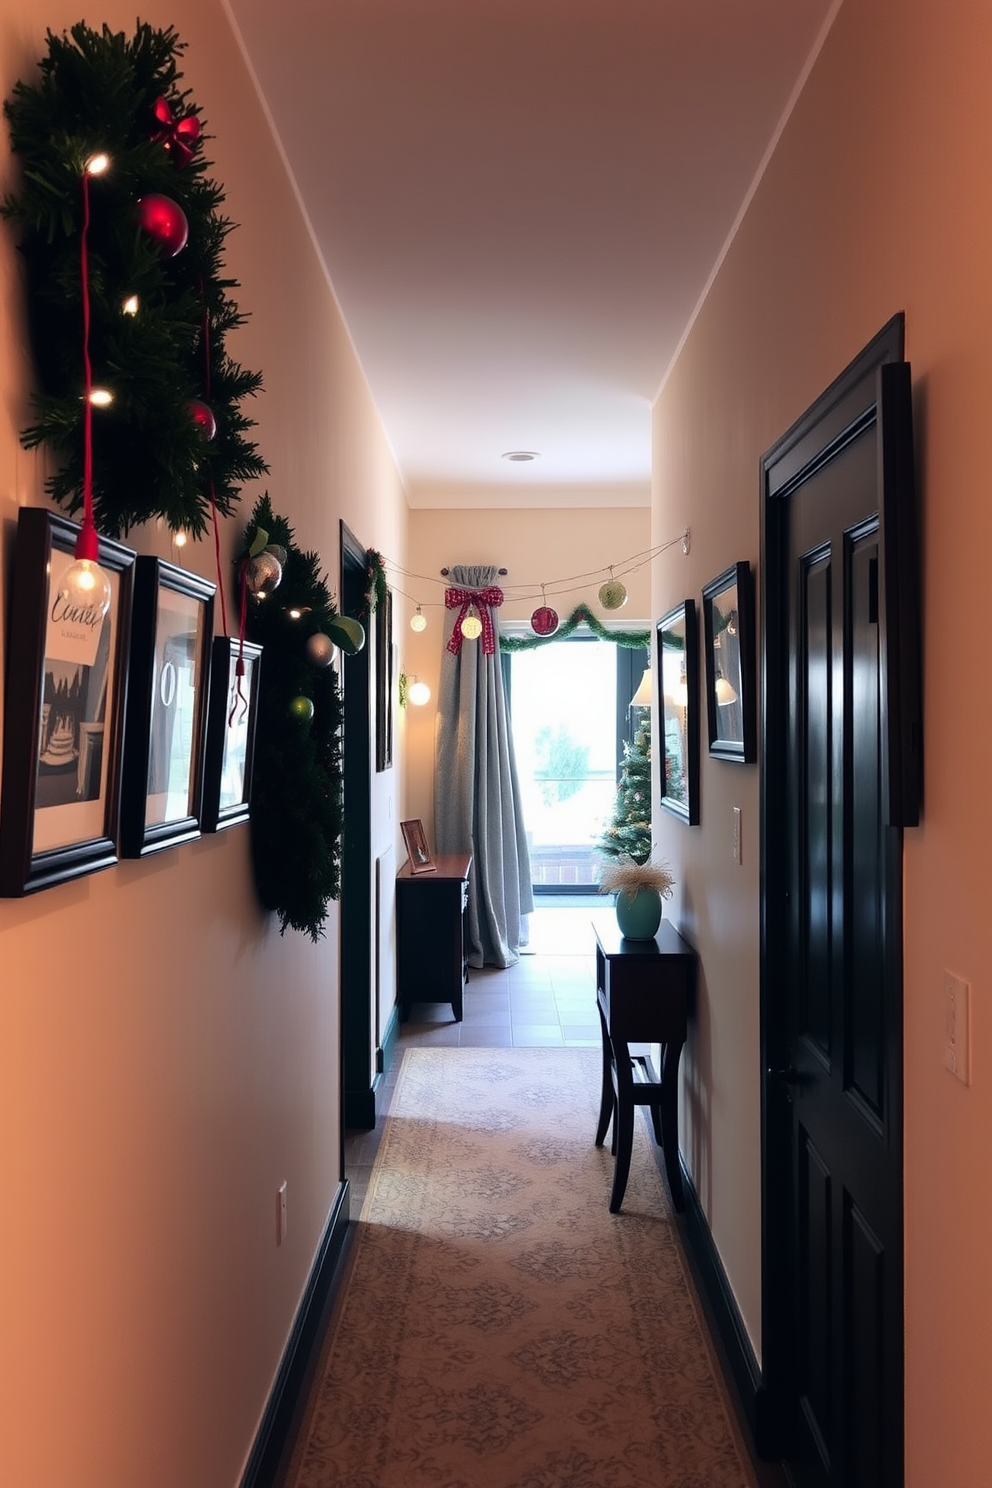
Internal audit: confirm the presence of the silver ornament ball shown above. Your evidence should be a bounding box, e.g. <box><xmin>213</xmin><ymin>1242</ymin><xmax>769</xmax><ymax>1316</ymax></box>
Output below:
<box><xmin>245</xmin><ymin>550</ymin><xmax>283</xmax><ymax>598</ymax></box>
<box><xmin>306</xmin><ymin>632</ymin><xmax>337</xmax><ymax>667</ymax></box>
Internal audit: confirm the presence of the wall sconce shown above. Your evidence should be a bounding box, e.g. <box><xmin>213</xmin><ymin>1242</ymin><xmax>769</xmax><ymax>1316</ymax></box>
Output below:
<box><xmin>399</xmin><ymin>672</ymin><xmax>431</xmax><ymax>708</ymax></box>
<box><xmin>715</xmin><ymin>673</ymin><xmax>738</xmax><ymax>706</ymax></box>
<box><xmin>629</xmin><ymin>667</ymin><xmax>652</xmax><ymax>710</ymax></box>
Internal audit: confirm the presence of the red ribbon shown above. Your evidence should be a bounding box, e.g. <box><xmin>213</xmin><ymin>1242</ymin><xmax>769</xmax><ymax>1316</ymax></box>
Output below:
<box><xmin>445</xmin><ymin>585</ymin><xmax>504</xmax><ymax>655</ymax></box>
<box><xmin>150</xmin><ymin>97</ymin><xmax>200</xmax><ymax>167</ymax></box>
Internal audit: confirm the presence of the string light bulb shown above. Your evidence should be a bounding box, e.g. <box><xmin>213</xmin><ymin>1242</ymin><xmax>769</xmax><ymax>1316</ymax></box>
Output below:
<box><xmin>57</xmin><ymin>537</ymin><xmax>112</xmax><ymax>621</ymax></box>
<box><xmin>460</xmin><ymin>610</ymin><xmax>483</xmax><ymax>641</ymax></box>
<box><xmin>410</xmin><ymin>605</ymin><xmax>427</xmax><ymax>633</ymax></box>
<box><xmin>122</xmin><ymin>294</ymin><xmax>139</xmax><ymax>316</ymax></box>
<box><xmin>84</xmin><ymin>152</ymin><xmax>109</xmax><ymax>176</ymax></box>
<box><xmin>88</xmin><ymin>387</ymin><xmax>113</xmax><ymax>406</ymax></box>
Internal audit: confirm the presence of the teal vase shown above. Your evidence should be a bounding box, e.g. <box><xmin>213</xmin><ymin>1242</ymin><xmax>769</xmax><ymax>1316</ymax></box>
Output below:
<box><xmin>615</xmin><ymin>886</ymin><xmax>662</xmax><ymax>940</ymax></box>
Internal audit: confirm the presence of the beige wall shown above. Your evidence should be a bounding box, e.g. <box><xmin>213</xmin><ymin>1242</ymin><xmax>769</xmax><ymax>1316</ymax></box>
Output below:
<box><xmin>0</xmin><ymin>6</ymin><xmax>406</xmax><ymax>1487</ymax></box>
<box><xmin>403</xmin><ymin>504</ymin><xmax>651</xmax><ymax>841</ymax></box>
<box><xmin>652</xmin><ymin>1</ymin><xmax>992</xmax><ymax>1481</ymax></box>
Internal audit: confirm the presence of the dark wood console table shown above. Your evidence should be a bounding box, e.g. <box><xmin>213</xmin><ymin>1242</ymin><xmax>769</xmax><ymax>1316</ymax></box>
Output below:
<box><xmin>593</xmin><ymin>916</ymin><xmax>695</xmax><ymax>1214</ymax></box>
<box><xmin>396</xmin><ymin>853</ymin><xmax>472</xmax><ymax>1022</ymax></box>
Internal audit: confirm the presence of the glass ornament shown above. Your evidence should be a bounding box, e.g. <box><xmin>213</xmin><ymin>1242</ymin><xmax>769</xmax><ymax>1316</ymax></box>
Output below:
<box><xmin>244</xmin><ymin>550</ymin><xmax>283</xmax><ymax>598</ymax></box>
<box><xmin>530</xmin><ymin>605</ymin><xmax>559</xmax><ymax>637</ymax></box>
<box><xmin>290</xmin><ymin>695</ymin><xmax>315</xmax><ymax>722</ymax></box>
<box><xmin>598</xmin><ymin>579</ymin><xmax>628</xmax><ymax>610</ymax></box>
<box><xmin>306</xmin><ymin>632</ymin><xmax>336</xmax><ymax>667</ymax></box>
<box><xmin>460</xmin><ymin>612</ymin><xmax>483</xmax><ymax>641</ymax></box>
<box><xmin>57</xmin><ymin>556</ymin><xmax>112</xmax><ymax>622</ymax></box>
<box><xmin>410</xmin><ymin>607</ymin><xmax>427</xmax><ymax>632</ymax></box>
<box><xmin>136</xmin><ymin>193</ymin><xmax>189</xmax><ymax>257</ymax></box>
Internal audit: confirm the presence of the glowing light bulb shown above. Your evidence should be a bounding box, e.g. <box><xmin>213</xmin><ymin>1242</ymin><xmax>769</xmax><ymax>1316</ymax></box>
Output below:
<box><xmin>84</xmin><ymin>153</ymin><xmax>110</xmax><ymax>176</ymax></box>
<box><xmin>122</xmin><ymin>294</ymin><xmax>140</xmax><ymax>316</ymax></box>
<box><xmin>88</xmin><ymin>388</ymin><xmax>114</xmax><ymax>407</ymax></box>
<box><xmin>410</xmin><ymin>607</ymin><xmax>427</xmax><ymax>633</ymax></box>
<box><xmin>172</xmin><ymin>530</ymin><xmax>188</xmax><ymax>549</ymax></box>
<box><xmin>460</xmin><ymin>612</ymin><xmax>483</xmax><ymax>641</ymax></box>
<box><xmin>408</xmin><ymin>679</ymin><xmax>431</xmax><ymax>707</ymax></box>
<box><xmin>57</xmin><ymin>556</ymin><xmax>112</xmax><ymax>622</ymax></box>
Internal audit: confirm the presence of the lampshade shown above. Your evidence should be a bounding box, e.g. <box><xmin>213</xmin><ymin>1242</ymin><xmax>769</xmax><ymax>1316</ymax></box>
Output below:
<box><xmin>629</xmin><ymin>667</ymin><xmax>652</xmax><ymax>708</ymax></box>
<box><xmin>715</xmin><ymin>674</ymin><xmax>738</xmax><ymax>706</ymax></box>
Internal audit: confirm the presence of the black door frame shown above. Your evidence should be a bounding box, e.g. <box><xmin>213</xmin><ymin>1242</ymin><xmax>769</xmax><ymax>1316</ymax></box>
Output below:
<box><xmin>340</xmin><ymin>521</ymin><xmax>377</xmax><ymax>1130</ymax></box>
<box><xmin>758</xmin><ymin>314</ymin><xmax>921</xmax><ymax>1467</ymax></box>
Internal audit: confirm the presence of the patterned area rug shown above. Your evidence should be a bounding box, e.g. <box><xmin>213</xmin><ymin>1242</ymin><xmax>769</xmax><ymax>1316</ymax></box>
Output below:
<box><xmin>286</xmin><ymin>1048</ymin><xmax>757</xmax><ymax>1488</ymax></box>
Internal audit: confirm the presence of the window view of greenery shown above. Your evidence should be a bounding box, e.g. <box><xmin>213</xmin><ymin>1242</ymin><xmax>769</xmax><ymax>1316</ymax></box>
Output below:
<box><xmin>508</xmin><ymin>640</ymin><xmax>620</xmax><ymax>891</ymax></box>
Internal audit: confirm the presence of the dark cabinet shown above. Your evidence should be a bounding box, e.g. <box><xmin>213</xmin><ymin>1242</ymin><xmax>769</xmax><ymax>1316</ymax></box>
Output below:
<box><xmin>396</xmin><ymin>853</ymin><xmax>471</xmax><ymax>1021</ymax></box>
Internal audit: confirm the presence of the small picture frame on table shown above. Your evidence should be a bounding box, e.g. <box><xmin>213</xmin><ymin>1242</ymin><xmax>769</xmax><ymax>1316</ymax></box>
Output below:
<box><xmin>120</xmin><ymin>557</ymin><xmax>214</xmax><ymax>857</ymax></box>
<box><xmin>401</xmin><ymin>818</ymin><xmax>436</xmax><ymax>874</ymax></box>
<box><xmin>701</xmin><ymin>561</ymin><xmax>756</xmax><ymax>763</ymax></box>
<box><xmin>0</xmin><ymin>508</ymin><xmax>135</xmax><ymax>895</ymax></box>
<box><xmin>201</xmin><ymin>637</ymin><xmax>262</xmax><ymax>832</ymax></box>
<box><xmin>657</xmin><ymin>598</ymin><xmax>700</xmax><ymax>825</ymax></box>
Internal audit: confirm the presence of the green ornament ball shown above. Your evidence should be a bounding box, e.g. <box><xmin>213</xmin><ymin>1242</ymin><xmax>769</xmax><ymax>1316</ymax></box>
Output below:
<box><xmin>326</xmin><ymin>614</ymin><xmax>366</xmax><ymax>655</ymax></box>
<box><xmin>290</xmin><ymin>695</ymin><xmax>315</xmax><ymax>723</ymax></box>
<box><xmin>598</xmin><ymin>579</ymin><xmax>629</xmax><ymax>610</ymax></box>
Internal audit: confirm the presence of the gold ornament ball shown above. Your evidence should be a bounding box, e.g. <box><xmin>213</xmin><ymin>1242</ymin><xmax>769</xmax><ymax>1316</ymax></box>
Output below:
<box><xmin>598</xmin><ymin>579</ymin><xmax>628</xmax><ymax>610</ymax></box>
<box><xmin>290</xmin><ymin>695</ymin><xmax>315</xmax><ymax>723</ymax></box>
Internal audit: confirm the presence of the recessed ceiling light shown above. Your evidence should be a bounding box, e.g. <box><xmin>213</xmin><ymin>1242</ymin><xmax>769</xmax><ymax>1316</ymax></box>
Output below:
<box><xmin>502</xmin><ymin>450</ymin><xmax>540</xmax><ymax>462</ymax></box>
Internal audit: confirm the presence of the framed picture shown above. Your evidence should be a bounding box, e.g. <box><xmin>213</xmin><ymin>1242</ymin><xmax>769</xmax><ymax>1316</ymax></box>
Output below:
<box><xmin>657</xmin><ymin>599</ymin><xmax>700</xmax><ymax>824</ymax></box>
<box><xmin>0</xmin><ymin>508</ymin><xmax>135</xmax><ymax>894</ymax></box>
<box><xmin>120</xmin><ymin>557</ymin><xmax>214</xmax><ymax>857</ymax></box>
<box><xmin>400</xmin><ymin>818</ymin><xmax>435</xmax><ymax>874</ymax></box>
<box><xmin>201</xmin><ymin>637</ymin><xmax>262</xmax><ymax>832</ymax></box>
<box><xmin>701</xmin><ymin>562</ymin><xmax>756</xmax><ymax>763</ymax></box>
<box><xmin>375</xmin><ymin>587</ymin><xmax>393</xmax><ymax>772</ymax></box>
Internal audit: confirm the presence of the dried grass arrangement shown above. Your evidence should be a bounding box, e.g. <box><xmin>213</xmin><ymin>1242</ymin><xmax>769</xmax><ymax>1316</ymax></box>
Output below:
<box><xmin>597</xmin><ymin>855</ymin><xmax>675</xmax><ymax>899</ymax></box>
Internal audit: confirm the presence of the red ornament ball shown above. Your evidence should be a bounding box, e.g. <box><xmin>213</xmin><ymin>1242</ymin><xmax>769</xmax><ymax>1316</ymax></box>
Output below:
<box><xmin>136</xmin><ymin>193</ymin><xmax>189</xmax><ymax>257</ymax></box>
<box><xmin>188</xmin><ymin>400</ymin><xmax>217</xmax><ymax>440</ymax></box>
<box><xmin>531</xmin><ymin>605</ymin><xmax>559</xmax><ymax>637</ymax></box>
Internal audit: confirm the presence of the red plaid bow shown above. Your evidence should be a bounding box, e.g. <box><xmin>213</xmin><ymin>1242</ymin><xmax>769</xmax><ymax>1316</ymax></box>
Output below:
<box><xmin>445</xmin><ymin>585</ymin><xmax>504</xmax><ymax>655</ymax></box>
<box><xmin>150</xmin><ymin>97</ymin><xmax>201</xmax><ymax>167</ymax></box>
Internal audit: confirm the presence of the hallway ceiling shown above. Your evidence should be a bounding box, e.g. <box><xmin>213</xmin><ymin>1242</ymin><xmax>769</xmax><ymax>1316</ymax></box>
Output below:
<box><xmin>225</xmin><ymin>0</ymin><xmax>837</xmax><ymax>507</ymax></box>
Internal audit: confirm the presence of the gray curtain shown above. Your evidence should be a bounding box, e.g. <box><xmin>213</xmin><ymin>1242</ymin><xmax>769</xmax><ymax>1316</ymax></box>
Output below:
<box><xmin>434</xmin><ymin>565</ymin><xmax>533</xmax><ymax>968</ymax></box>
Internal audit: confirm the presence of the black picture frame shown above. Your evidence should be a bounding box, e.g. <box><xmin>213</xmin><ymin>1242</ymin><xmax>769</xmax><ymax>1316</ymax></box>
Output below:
<box><xmin>375</xmin><ymin>587</ymin><xmax>393</xmax><ymax>772</ymax></box>
<box><xmin>120</xmin><ymin>557</ymin><xmax>214</xmax><ymax>857</ymax></box>
<box><xmin>657</xmin><ymin>599</ymin><xmax>699</xmax><ymax>824</ymax></box>
<box><xmin>701</xmin><ymin>561</ymin><xmax>756</xmax><ymax>763</ymax></box>
<box><xmin>201</xmin><ymin>637</ymin><xmax>262</xmax><ymax>832</ymax></box>
<box><xmin>0</xmin><ymin>508</ymin><xmax>135</xmax><ymax>895</ymax></box>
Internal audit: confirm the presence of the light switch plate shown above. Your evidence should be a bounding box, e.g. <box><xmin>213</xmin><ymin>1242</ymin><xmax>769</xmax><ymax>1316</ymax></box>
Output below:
<box><xmin>944</xmin><ymin>972</ymin><xmax>970</xmax><ymax>1085</ymax></box>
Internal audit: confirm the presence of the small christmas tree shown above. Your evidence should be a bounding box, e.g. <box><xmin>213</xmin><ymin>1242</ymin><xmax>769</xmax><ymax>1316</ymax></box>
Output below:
<box><xmin>597</xmin><ymin>717</ymin><xmax>652</xmax><ymax>865</ymax></box>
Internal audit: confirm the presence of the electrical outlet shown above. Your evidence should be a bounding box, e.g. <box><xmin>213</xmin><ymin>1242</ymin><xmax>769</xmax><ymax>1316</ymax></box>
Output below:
<box><xmin>277</xmin><ymin>1181</ymin><xmax>288</xmax><ymax>1244</ymax></box>
<box><xmin>732</xmin><ymin>807</ymin><xmax>741</xmax><ymax>865</ymax></box>
<box><xmin>944</xmin><ymin>972</ymin><xmax>971</xmax><ymax>1085</ymax></box>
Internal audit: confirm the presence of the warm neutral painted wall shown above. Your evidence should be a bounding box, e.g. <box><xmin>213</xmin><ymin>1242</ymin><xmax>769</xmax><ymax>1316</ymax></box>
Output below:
<box><xmin>403</xmin><ymin>504</ymin><xmax>651</xmax><ymax>843</ymax></box>
<box><xmin>652</xmin><ymin>1</ymin><xmax>992</xmax><ymax>1481</ymax></box>
<box><xmin>0</xmin><ymin>6</ymin><xmax>406</xmax><ymax>1488</ymax></box>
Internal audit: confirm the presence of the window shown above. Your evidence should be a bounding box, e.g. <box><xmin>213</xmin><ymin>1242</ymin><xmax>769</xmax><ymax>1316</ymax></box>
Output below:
<box><xmin>504</xmin><ymin>637</ymin><xmax>647</xmax><ymax>894</ymax></box>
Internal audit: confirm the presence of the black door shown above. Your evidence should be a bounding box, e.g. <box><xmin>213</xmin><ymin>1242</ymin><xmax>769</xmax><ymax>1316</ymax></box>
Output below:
<box><xmin>761</xmin><ymin>318</ymin><xmax>920</xmax><ymax>1486</ymax></box>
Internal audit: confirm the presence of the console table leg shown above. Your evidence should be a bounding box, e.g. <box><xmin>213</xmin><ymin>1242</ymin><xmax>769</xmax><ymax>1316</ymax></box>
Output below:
<box><xmin>594</xmin><ymin>1001</ymin><xmax>614</xmax><ymax>1148</ymax></box>
<box><xmin>659</xmin><ymin>1039</ymin><xmax>685</xmax><ymax>1212</ymax></box>
<box><xmin>609</xmin><ymin>1046</ymin><xmax>635</xmax><ymax>1213</ymax></box>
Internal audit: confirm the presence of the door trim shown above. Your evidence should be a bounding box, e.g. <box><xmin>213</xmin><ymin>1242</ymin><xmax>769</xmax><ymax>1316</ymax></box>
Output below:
<box><xmin>758</xmin><ymin>314</ymin><xmax>918</xmax><ymax>1467</ymax></box>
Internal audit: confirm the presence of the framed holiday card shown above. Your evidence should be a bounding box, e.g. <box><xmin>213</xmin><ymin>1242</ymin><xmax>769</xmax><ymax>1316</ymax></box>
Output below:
<box><xmin>657</xmin><ymin>598</ymin><xmax>700</xmax><ymax>825</ymax></box>
<box><xmin>120</xmin><ymin>558</ymin><xmax>214</xmax><ymax>857</ymax></box>
<box><xmin>0</xmin><ymin>508</ymin><xmax>135</xmax><ymax>894</ymax></box>
<box><xmin>201</xmin><ymin>637</ymin><xmax>261</xmax><ymax>832</ymax></box>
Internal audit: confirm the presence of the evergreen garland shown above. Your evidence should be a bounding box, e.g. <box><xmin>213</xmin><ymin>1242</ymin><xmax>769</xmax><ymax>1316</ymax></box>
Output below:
<box><xmin>499</xmin><ymin>603</ymin><xmax>649</xmax><ymax>652</ymax></box>
<box><xmin>241</xmin><ymin>494</ymin><xmax>344</xmax><ymax>941</ymax></box>
<box><xmin>2</xmin><ymin>21</ymin><xmax>267</xmax><ymax>538</ymax></box>
<box><xmin>597</xmin><ymin>717</ymin><xmax>653</xmax><ymax>865</ymax></box>
<box><xmin>364</xmin><ymin>548</ymin><xmax>387</xmax><ymax>616</ymax></box>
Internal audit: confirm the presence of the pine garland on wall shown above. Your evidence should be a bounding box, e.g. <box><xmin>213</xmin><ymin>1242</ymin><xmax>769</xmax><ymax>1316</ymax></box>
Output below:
<box><xmin>1</xmin><ymin>21</ymin><xmax>267</xmax><ymax>538</ymax></box>
<box><xmin>240</xmin><ymin>494</ymin><xmax>354</xmax><ymax>942</ymax></box>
